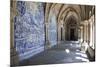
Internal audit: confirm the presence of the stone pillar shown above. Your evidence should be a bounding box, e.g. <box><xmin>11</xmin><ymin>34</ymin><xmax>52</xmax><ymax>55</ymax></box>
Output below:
<box><xmin>63</xmin><ymin>26</ymin><xmax>65</xmax><ymax>41</ymax></box>
<box><xmin>92</xmin><ymin>22</ymin><xmax>95</xmax><ymax>49</ymax></box>
<box><xmin>88</xmin><ymin>22</ymin><xmax>90</xmax><ymax>45</ymax></box>
<box><xmin>86</xmin><ymin>22</ymin><xmax>89</xmax><ymax>43</ymax></box>
<box><xmin>58</xmin><ymin>23</ymin><xmax>61</xmax><ymax>42</ymax></box>
<box><xmin>45</xmin><ymin>22</ymin><xmax>50</xmax><ymax>49</ymax></box>
<box><xmin>81</xmin><ymin>24</ymin><xmax>85</xmax><ymax>51</ymax></box>
<box><xmin>83</xmin><ymin>25</ymin><xmax>85</xmax><ymax>42</ymax></box>
<box><xmin>90</xmin><ymin>15</ymin><xmax>95</xmax><ymax>49</ymax></box>
<box><xmin>61</xmin><ymin>21</ymin><xmax>64</xmax><ymax>41</ymax></box>
<box><xmin>84</xmin><ymin>24</ymin><xmax>86</xmax><ymax>42</ymax></box>
<box><xmin>80</xmin><ymin>26</ymin><xmax>83</xmax><ymax>43</ymax></box>
<box><xmin>45</xmin><ymin>23</ymin><xmax>48</xmax><ymax>42</ymax></box>
<box><xmin>78</xmin><ymin>28</ymin><xmax>81</xmax><ymax>41</ymax></box>
<box><xmin>89</xmin><ymin>19</ymin><xmax>93</xmax><ymax>47</ymax></box>
<box><xmin>81</xmin><ymin>21</ymin><xmax>88</xmax><ymax>51</ymax></box>
<box><xmin>10</xmin><ymin>1</ymin><xmax>19</xmax><ymax>66</ymax></box>
<box><xmin>83</xmin><ymin>20</ymin><xmax>88</xmax><ymax>43</ymax></box>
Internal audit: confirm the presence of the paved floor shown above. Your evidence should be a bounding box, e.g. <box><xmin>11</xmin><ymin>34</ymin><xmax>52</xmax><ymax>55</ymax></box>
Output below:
<box><xmin>19</xmin><ymin>41</ymin><xmax>89</xmax><ymax>66</ymax></box>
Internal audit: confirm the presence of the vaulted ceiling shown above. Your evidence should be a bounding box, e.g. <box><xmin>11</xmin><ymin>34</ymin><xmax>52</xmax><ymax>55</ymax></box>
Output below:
<box><xmin>45</xmin><ymin>3</ymin><xmax>95</xmax><ymax>24</ymax></box>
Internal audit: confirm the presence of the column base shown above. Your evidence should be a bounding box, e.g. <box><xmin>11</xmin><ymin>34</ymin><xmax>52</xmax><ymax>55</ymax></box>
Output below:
<box><xmin>81</xmin><ymin>41</ymin><xmax>89</xmax><ymax>52</ymax></box>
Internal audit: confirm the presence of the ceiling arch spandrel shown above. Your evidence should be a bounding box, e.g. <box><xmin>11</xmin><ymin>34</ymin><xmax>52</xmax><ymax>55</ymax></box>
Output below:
<box><xmin>58</xmin><ymin>5</ymin><xmax>81</xmax><ymax>24</ymax></box>
<box><xmin>51</xmin><ymin>4</ymin><xmax>63</xmax><ymax>16</ymax></box>
<box><xmin>64</xmin><ymin>11</ymin><xmax>79</xmax><ymax>23</ymax></box>
<box><xmin>66</xmin><ymin>15</ymin><xmax>78</xmax><ymax>25</ymax></box>
<box><xmin>45</xmin><ymin>3</ymin><xmax>52</xmax><ymax>23</ymax></box>
<box><xmin>46</xmin><ymin>3</ymin><xmax>63</xmax><ymax>23</ymax></box>
<box><xmin>57</xmin><ymin>5</ymin><xmax>69</xmax><ymax>23</ymax></box>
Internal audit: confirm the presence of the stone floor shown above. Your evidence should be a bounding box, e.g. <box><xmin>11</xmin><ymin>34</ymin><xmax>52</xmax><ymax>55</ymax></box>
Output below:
<box><xmin>19</xmin><ymin>41</ymin><xmax>89</xmax><ymax>66</ymax></box>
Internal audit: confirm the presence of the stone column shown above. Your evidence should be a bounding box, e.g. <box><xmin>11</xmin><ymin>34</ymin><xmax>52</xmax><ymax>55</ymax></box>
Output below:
<box><xmin>81</xmin><ymin>21</ymin><xmax>88</xmax><ymax>51</ymax></box>
<box><xmin>89</xmin><ymin>18</ymin><xmax>93</xmax><ymax>47</ymax></box>
<box><xmin>81</xmin><ymin>24</ymin><xmax>85</xmax><ymax>51</ymax></box>
<box><xmin>86</xmin><ymin>21</ymin><xmax>89</xmax><ymax>43</ymax></box>
<box><xmin>78</xmin><ymin>28</ymin><xmax>81</xmax><ymax>41</ymax></box>
<box><xmin>92</xmin><ymin>22</ymin><xmax>95</xmax><ymax>49</ymax></box>
<box><xmin>10</xmin><ymin>1</ymin><xmax>19</xmax><ymax>65</ymax></box>
<box><xmin>61</xmin><ymin>21</ymin><xmax>64</xmax><ymax>41</ymax></box>
<box><xmin>83</xmin><ymin>24</ymin><xmax>85</xmax><ymax>42</ymax></box>
<box><xmin>45</xmin><ymin>22</ymin><xmax>50</xmax><ymax>49</ymax></box>
<box><xmin>84</xmin><ymin>20</ymin><xmax>88</xmax><ymax>43</ymax></box>
<box><xmin>88</xmin><ymin>22</ymin><xmax>90</xmax><ymax>45</ymax></box>
<box><xmin>63</xmin><ymin>26</ymin><xmax>65</xmax><ymax>41</ymax></box>
<box><xmin>91</xmin><ymin>15</ymin><xmax>95</xmax><ymax>49</ymax></box>
<box><xmin>80</xmin><ymin>26</ymin><xmax>83</xmax><ymax>43</ymax></box>
<box><xmin>84</xmin><ymin>24</ymin><xmax>86</xmax><ymax>42</ymax></box>
<box><xmin>57</xmin><ymin>23</ymin><xmax>60</xmax><ymax>45</ymax></box>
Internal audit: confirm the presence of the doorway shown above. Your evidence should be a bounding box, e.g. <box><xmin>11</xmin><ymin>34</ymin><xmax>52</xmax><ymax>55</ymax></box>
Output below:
<box><xmin>70</xmin><ymin>28</ymin><xmax>75</xmax><ymax>40</ymax></box>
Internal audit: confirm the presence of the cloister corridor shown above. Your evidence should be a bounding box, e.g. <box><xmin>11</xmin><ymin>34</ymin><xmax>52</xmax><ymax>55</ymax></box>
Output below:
<box><xmin>10</xmin><ymin>1</ymin><xmax>95</xmax><ymax>66</ymax></box>
<box><xmin>20</xmin><ymin>41</ymin><xmax>89</xmax><ymax>66</ymax></box>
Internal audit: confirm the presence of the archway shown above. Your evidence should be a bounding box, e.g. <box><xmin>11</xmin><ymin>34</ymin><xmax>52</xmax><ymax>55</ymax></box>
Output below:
<box><xmin>65</xmin><ymin>15</ymin><xmax>78</xmax><ymax>41</ymax></box>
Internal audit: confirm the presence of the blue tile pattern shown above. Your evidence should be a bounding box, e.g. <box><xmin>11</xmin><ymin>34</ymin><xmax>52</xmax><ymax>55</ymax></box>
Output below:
<box><xmin>14</xmin><ymin>1</ymin><xmax>45</xmax><ymax>61</ymax></box>
<box><xmin>48</xmin><ymin>15</ymin><xmax>57</xmax><ymax>46</ymax></box>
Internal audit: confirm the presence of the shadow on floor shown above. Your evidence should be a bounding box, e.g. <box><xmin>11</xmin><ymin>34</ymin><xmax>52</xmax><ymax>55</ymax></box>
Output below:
<box><xmin>19</xmin><ymin>41</ymin><xmax>90</xmax><ymax>66</ymax></box>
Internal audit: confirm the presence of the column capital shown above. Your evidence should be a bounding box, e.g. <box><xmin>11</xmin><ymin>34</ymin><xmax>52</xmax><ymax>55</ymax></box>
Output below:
<box><xmin>83</xmin><ymin>20</ymin><xmax>89</xmax><ymax>26</ymax></box>
<box><xmin>80</xmin><ymin>26</ymin><xmax>83</xmax><ymax>29</ymax></box>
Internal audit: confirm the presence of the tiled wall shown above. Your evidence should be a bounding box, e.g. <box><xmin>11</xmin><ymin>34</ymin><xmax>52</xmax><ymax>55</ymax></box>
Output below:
<box><xmin>14</xmin><ymin>1</ymin><xmax>45</xmax><ymax>61</ymax></box>
<box><xmin>48</xmin><ymin>11</ymin><xmax>57</xmax><ymax>47</ymax></box>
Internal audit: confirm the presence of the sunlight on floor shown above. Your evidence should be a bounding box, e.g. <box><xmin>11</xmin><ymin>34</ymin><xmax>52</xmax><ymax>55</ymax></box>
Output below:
<box><xmin>75</xmin><ymin>56</ymin><xmax>89</xmax><ymax>62</ymax></box>
<box><xmin>65</xmin><ymin>49</ymin><xmax>70</xmax><ymax>53</ymax></box>
<box><xmin>75</xmin><ymin>52</ymin><xmax>87</xmax><ymax>58</ymax></box>
<box><xmin>76</xmin><ymin>49</ymin><xmax>80</xmax><ymax>51</ymax></box>
<box><xmin>70</xmin><ymin>43</ymin><xmax>72</xmax><ymax>46</ymax></box>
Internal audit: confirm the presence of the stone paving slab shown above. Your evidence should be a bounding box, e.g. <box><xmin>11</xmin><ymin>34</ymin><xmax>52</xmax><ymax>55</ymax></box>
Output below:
<box><xmin>19</xmin><ymin>41</ymin><xmax>89</xmax><ymax>66</ymax></box>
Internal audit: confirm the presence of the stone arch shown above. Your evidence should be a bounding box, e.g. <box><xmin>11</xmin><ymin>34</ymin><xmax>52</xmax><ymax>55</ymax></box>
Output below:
<box><xmin>65</xmin><ymin>10</ymin><xmax>79</xmax><ymax>40</ymax></box>
<box><xmin>65</xmin><ymin>15</ymin><xmax>78</xmax><ymax>41</ymax></box>
<box><xmin>56</xmin><ymin>6</ymin><xmax>81</xmax><ymax>41</ymax></box>
<box><xmin>57</xmin><ymin>5</ymin><xmax>81</xmax><ymax>24</ymax></box>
